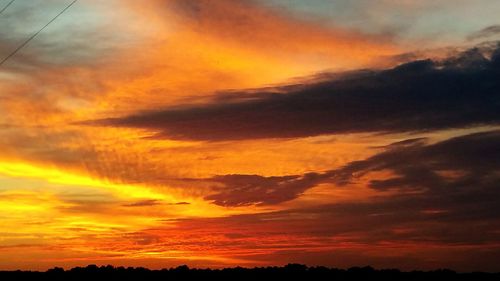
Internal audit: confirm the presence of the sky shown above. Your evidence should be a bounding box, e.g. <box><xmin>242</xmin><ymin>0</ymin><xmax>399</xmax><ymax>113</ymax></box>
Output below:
<box><xmin>1</xmin><ymin>0</ymin><xmax>500</xmax><ymax>272</ymax></box>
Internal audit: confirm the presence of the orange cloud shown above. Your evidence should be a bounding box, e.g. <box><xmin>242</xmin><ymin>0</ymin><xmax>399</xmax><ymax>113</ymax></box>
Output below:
<box><xmin>0</xmin><ymin>0</ymin><xmax>403</xmax><ymax>196</ymax></box>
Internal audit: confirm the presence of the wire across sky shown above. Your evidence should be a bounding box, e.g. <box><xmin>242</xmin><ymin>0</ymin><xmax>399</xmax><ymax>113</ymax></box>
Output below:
<box><xmin>0</xmin><ymin>0</ymin><xmax>77</xmax><ymax>67</ymax></box>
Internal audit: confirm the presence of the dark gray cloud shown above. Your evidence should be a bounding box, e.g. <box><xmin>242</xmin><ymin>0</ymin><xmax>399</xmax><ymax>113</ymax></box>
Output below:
<box><xmin>204</xmin><ymin>173</ymin><xmax>327</xmax><ymax>206</ymax></box>
<box><xmin>123</xmin><ymin>199</ymin><xmax>191</xmax><ymax>207</ymax></box>
<box><xmin>325</xmin><ymin>130</ymin><xmax>500</xmax><ymax>231</ymax></box>
<box><xmin>203</xmin><ymin>130</ymin><xmax>500</xmax><ymax>207</ymax></box>
<box><xmin>467</xmin><ymin>25</ymin><xmax>500</xmax><ymax>41</ymax></box>
<box><xmin>123</xmin><ymin>199</ymin><xmax>162</xmax><ymax>207</ymax></box>
<box><xmin>91</xmin><ymin>44</ymin><xmax>500</xmax><ymax>141</ymax></box>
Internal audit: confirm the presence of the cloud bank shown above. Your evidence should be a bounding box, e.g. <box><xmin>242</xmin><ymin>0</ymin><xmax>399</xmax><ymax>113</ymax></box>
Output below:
<box><xmin>95</xmin><ymin>45</ymin><xmax>500</xmax><ymax>141</ymax></box>
<box><xmin>202</xmin><ymin>130</ymin><xmax>500</xmax><ymax>206</ymax></box>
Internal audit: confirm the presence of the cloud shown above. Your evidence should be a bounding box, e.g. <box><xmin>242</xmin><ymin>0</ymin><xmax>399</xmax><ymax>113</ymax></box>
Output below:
<box><xmin>123</xmin><ymin>200</ymin><xmax>191</xmax><ymax>207</ymax></box>
<box><xmin>123</xmin><ymin>199</ymin><xmax>161</xmax><ymax>207</ymax></box>
<box><xmin>161</xmin><ymin>0</ymin><xmax>397</xmax><ymax>67</ymax></box>
<box><xmin>121</xmin><ymin>130</ymin><xmax>500</xmax><ymax>269</ymax></box>
<box><xmin>126</xmin><ymin>184</ymin><xmax>500</xmax><ymax>271</ymax></box>
<box><xmin>332</xmin><ymin>130</ymin><xmax>500</xmax><ymax>201</ymax></box>
<box><xmin>467</xmin><ymin>25</ymin><xmax>500</xmax><ymax>41</ymax></box>
<box><xmin>0</xmin><ymin>0</ymin><xmax>401</xmax><ymax>188</ymax></box>
<box><xmin>169</xmin><ymin>201</ymin><xmax>190</xmax><ymax>205</ymax></box>
<box><xmin>93</xmin><ymin>44</ymin><xmax>500</xmax><ymax>141</ymax></box>
<box><xmin>202</xmin><ymin>129</ymin><xmax>500</xmax><ymax>206</ymax></box>
<box><xmin>203</xmin><ymin>173</ymin><xmax>325</xmax><ymax>206</ymax></box>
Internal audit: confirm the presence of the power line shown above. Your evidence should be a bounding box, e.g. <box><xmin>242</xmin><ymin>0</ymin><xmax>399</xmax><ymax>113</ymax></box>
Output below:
<box><xmin>0</xmin><ymin>0</ymin><xmax>78</xmax><ymax>67</ymax></box>
<box><xmin>0</xmin><ymin>0</ymin><xmax>15</xmax><ymax>15</ymax></box>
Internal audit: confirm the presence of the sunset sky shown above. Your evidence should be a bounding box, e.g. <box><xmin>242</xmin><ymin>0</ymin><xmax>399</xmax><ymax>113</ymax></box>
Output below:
<box><xmin>1</xmin><ymin>0</ymin><xmax>500</xmax><ymax>272</ymax></box>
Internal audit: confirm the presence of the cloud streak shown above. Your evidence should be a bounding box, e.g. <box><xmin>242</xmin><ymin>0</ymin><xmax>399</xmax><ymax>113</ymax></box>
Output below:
<box><xmin>203</xmin><ymin>173</ymin><xmax>325</xmax><ymax>206</ymax></box>
<box><xmin>201</xmin><ymin>129</ymin><xmax>500</xmax><ymax>206</ymax></box>
<box><xmin>467</xmin><ymin>25</ymin><xmax>500</xmax><ymax>41</ymax></box>
<box><xmin>95</xmin><ymin>45</ymin><xmax>500</xmax><ymax>141</ymax></box>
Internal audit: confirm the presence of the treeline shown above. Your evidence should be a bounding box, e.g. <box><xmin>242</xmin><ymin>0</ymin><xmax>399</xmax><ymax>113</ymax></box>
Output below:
<box><xmin>0</xmin><ymin>264</ymin><xmax>499</xmax><ymax>280</ymax></box>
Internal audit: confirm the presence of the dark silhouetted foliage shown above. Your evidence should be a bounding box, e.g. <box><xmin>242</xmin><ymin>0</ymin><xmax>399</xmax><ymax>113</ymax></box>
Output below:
<box><xmin>0</xmin><ymin>264</ymin><xmax>499</xmax><ymax>281</ymax></box>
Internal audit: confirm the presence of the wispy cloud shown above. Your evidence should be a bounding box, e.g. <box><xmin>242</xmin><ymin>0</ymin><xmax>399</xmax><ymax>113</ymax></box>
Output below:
<box><xmin>467</xmin><ymin>25</ymin><xmax>500</xmax><ymax>41</ymax></box>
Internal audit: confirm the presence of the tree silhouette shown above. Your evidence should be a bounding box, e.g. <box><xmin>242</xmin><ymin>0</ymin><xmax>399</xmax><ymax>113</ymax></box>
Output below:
<box><xmin>0</xmin><ymin>264</ymin><xmax>499</xmax><ymax>281</ymax></box>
